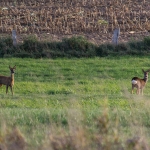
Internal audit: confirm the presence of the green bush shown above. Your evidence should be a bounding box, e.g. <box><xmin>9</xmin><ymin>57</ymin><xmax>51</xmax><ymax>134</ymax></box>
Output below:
<box><xmin>128</xmin><ymin>40</ymin><xmax>147</xmax><ymax>52</ymax></box>
<box><xmin>96</xmin><ymin>44</ymin><xmax>115</xmax><ymax>56</ymax></box>
<box><xmin>0</xmin><ymin>37</ymin><xmax>15</xmax><ymax>57</ymax></box>
<box><xmin>115</xmin><ymin>43</ymin><xmax>129</xmax><ymax>52</ymax></box>
<box><xmin>59</xmin><ymin>36</ymin><xmax>96</xmax><ymax>57</ymax></box>
<box><xmin>22</xmin><ymin>35</ymin><xmax>40</xmax><ymax>53</ymax></box>
<box><xmin>45</xmin><ymin>36</ymin><xmax>96</xmax><ymax>58</ymax></box>
<box><xmin>0</xmin><ymin>35</ymin><xmax>150</xmax><ymax>58</ymax></box>
<box><xmin>13</xmin><ymin>52</ymin><xmax>33</xmax><ymax>58</ymax></box>
<box><xmin>61</xmin><ymin>36</ymin><xmax>85</xmax><ymax>51</ymax></box>
<box><xmin>144</xmin><ymin>36</ymin><xmax>150</xmax><ymax>46</ymax></box>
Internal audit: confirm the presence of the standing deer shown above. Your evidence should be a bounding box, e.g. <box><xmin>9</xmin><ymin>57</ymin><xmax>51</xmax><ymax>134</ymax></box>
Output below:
<box><xmin>0</xmin><ymin>65</ymin><xmax>16</xmax><ymax>95</ymax></box>
<box><xmin>131</xmin><ymin>69</ymin><xmax>150</xmax><ymax>95</ymax></box>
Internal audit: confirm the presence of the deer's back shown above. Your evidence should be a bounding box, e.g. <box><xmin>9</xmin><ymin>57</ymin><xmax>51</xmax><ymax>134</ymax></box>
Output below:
<box><xmin>132</xmin><ymin>77</ymin><xmax>140</xmax><ymax>80</ymax></box>
<box><xmin>0</xmin><ymin>75</ymin><xmax>10</xmax><ymax>85</ymax></box>
<box><xmin>132</xmin><ymin>76</ymin><xmax>146</xmax><ymax>88</ymax></box>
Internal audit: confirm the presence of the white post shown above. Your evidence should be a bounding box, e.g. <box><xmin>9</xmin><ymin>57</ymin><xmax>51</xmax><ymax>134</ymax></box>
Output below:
<box><xmin>112</xmin><ymin>28</ymin><xmax>120</xmax><ymax>45</ymax></box>
<box><xmin>12</xmin><ymin>30</ymin><xmax>17</xmax><ymax>46</ymax></box>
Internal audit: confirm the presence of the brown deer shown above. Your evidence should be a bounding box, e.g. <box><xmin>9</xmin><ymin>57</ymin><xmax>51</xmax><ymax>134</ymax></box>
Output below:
<box><xmin>131</xmin><ymin>69</ymin><xmax>150</xmax><ymax>95</ymax></box>
<box><xmin>0</xmin><ymin>65</ymin><xmax>16</xmax><ymax>95</ymax></box>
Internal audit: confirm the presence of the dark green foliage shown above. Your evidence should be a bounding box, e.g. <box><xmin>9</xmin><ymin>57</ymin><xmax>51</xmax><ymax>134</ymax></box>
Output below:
<box><xmin>144</xmin><ymin>36</ymin><xmax>150</xmax><ymax>46</ymax></box>
<box><xmin>22</xmin><ymin>35</ymin><xmax>42</xmax><ymax>54</ymax></box>
<box><xmin>62</xmin><ymin>36</ymin><xmax>92</xmax><ymax>52</ymax></box>
<box><xmin>0</xmin><ymin>36</ymin><xmax>15</xmax><ymax>57</ymax></box>
<box><xmin>0</xmin><ymin>35</ymin><xmax>150</xmax><ymax>58</ymax></box>
<box><xmin>115</xmin><ymin>43</ymin><xmax>129</xmax><ymax>52</ymax></box>
<box><xmin>13</xmin><ymin>52</ymin><xmax>33</xmax><ymax>58</ymax></box>
<box><xmin>46</xmin><ymin>36</ymin><xmax>96</xmax><ymax>58</ymax></box>
<box><xmin>128</xmin><ymin>40</ymin><xmax>146</xmax><ymax>51</ymax></box>
<box><xmin>96</xmin><ymin>44</ymin><xmax>115</xmax><ymax>56</ymax></box>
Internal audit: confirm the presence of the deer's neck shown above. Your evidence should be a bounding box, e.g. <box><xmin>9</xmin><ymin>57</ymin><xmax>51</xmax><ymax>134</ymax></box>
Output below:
<box><xmin>143</xmin><ymin>75</ymin><xmax>148</xmax><ymax>82</ymax></box>
<box><xmin>11</xmin><ymin>73</ymin><xmax>15</xmax><ymax>85</ymax></box>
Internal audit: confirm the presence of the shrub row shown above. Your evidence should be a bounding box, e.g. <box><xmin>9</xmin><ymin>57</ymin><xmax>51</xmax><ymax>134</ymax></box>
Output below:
<box><xmin>0</xmin><ymin>35</ymin><xmax>150</xmax><ymax>58</ymax></box>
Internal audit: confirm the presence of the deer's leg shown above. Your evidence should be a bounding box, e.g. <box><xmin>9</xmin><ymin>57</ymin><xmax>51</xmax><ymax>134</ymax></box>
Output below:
<box><xmin>141</xmin><ymin>88</ymin><xmax>143</xmax><ymax>95</ymax></box>
<box><xmin>131</xmin><ymin>85</ymin><xmax>134</xmax><ymax>94</ymax></box>
<box><xmin>136</xmin><ymin>88</ymin><xmax>140</xmax><ymax>94</ymax></box>
<box><xmin>6</xmin><ymin>85</ymin><xmax>8</xmax><ymax>94</ymax></box>
<box><xmin>10</xmin><ymin>86</ymin><xmax>13</xmax><ymax>96</ymax></box>
<box><xmin>138</xmin><ymin>88</ymin><xmax>140</xmax><ymax>94</ymax></box>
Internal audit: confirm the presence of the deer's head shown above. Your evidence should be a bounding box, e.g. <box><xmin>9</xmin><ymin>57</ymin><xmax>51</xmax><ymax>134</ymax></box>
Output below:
<box><xmin>9</xmin><ymin>65</ymin><xmax>16</xmax><ymax>74</ymax></box>
<box><xmin>142</xmin><ymin>69</ymin><xmax>150</xmax><ymax>80</ymax></box>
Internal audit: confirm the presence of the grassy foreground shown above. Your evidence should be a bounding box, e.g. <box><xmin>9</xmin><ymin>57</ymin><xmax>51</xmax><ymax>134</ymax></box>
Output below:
<box><xmin>0</xmin><ymin>56</ymin><xmax>150</xmax><ymax>150</ymax></box>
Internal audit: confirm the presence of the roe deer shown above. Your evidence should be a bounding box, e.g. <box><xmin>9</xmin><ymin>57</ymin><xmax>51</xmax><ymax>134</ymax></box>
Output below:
<box><xmin>0</xmin><ymin>65</ymin><xmax>16</xmax><ymax>95</ymax></box>
<box><xmin>131</xmin><ymin>69</ymin><xmax>150</xmax><ymax>95</ymax></box>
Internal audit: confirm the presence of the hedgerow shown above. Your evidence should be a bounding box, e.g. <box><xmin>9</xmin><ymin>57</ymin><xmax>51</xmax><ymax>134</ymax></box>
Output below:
<box><xmin>0</xmin><ymin>35</ymin><xmax>150</xmax><ymax>58</ymax></box>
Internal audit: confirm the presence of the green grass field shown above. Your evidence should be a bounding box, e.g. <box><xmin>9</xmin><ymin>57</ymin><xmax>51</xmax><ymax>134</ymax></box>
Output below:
<box><xmin>0</xmin><ymin>56</ymin><xmax>150</xmax><ymax>150</ymax></box>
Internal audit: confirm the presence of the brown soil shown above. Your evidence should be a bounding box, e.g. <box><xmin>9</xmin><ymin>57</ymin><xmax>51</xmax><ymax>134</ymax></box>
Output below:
<box><xmin>0</xmin><ymin>0</ymin><xmax>150</xmax><ymax>44</ymax></box>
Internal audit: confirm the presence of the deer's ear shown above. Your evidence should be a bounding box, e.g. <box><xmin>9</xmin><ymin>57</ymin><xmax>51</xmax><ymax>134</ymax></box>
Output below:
<box><xmin>147</xmin><ymin>69</ymin><xmax>150</xmax><ymax>72</ymax></box>
<box><xmin>13</xmin><ymin>65</ymin><xmax>16</xmax><ymax>69</ymax></box>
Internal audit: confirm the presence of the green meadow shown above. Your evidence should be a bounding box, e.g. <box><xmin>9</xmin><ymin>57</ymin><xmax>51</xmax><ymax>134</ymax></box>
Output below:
<box><xmin>1</xmin><ymin>56</ymin><xmax>150</xmax><ymax>150</ymax></box>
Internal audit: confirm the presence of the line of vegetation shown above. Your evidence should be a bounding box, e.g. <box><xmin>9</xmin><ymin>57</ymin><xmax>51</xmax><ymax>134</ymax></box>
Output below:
<box><xmin>0</xmin><ymin>35</ymin><xmax>150</xmax><ymax>58</ymax></box>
